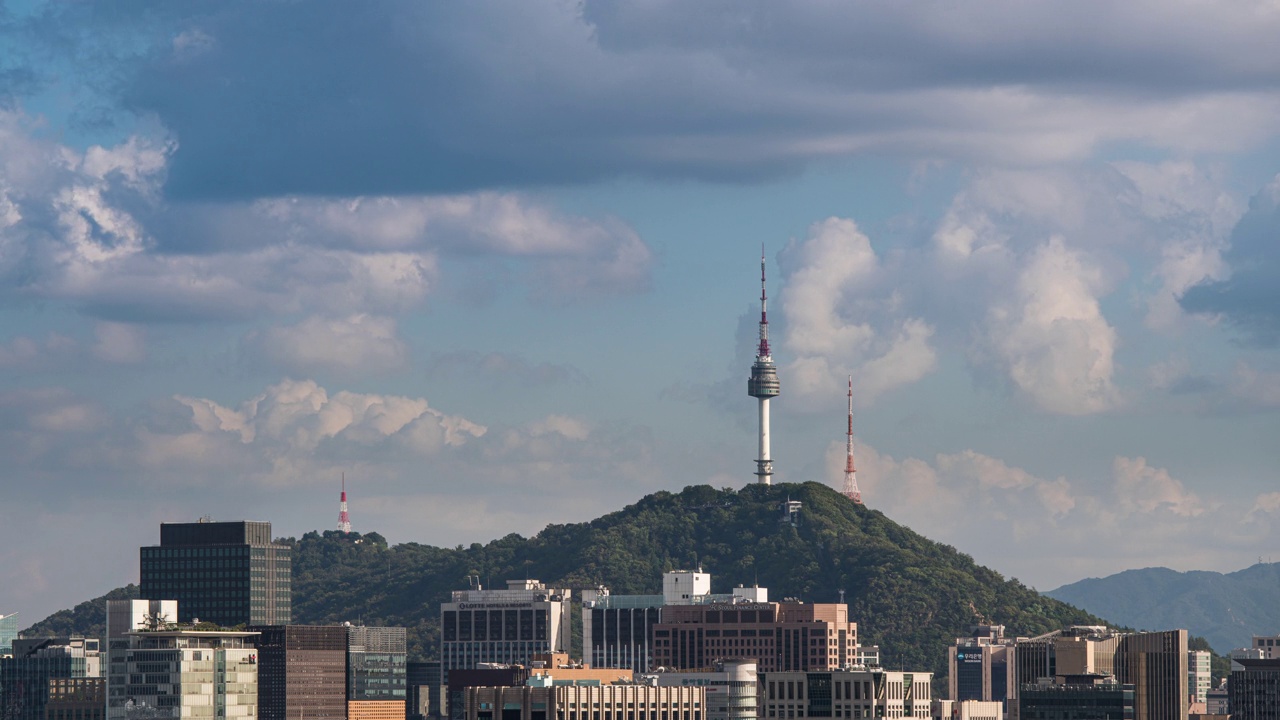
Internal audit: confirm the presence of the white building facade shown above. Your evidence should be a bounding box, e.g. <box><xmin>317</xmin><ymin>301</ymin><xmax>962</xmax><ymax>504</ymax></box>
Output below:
<box><xmin>105</xmin><ymin>628</ymin><xmax>258</xmax><ymax>720</ymax></box>
<box><xmin>760</xmin><ymin>669</ymin><xmax>932</xmax><ymax>720</ymax></box>
<box><xmin>440</xmin><ymin>580</ymin><xmax>571</xmax><ymax>675</ymax></box>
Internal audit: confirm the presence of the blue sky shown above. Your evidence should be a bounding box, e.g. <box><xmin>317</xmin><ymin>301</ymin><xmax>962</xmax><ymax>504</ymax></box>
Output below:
<box><xmin>2</xmin><ymin>0</ymin><xmax>1280</xmax><ymax>626</ymax></box>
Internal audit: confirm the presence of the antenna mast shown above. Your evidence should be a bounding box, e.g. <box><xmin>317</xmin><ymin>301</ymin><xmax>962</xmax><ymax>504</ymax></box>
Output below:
<box><xmin>338</xmin><ymin>472</ymin><xmax>352</xmax><ymax>534</ymax></box>
<box><xmin>842</xmin><ymin>376</ymin><xmax>862</xmax><ymax>504</ymax></box>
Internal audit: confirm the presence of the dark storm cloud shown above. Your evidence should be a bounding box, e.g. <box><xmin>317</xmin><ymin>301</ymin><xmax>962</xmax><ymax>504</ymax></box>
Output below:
<box><xmin>14</xmin><ymin>0</ymin><xmax>1280</xmax><ymax>198</ymax></box>
<box><xmin>1181</xmin><ymin>180</ymin><xmax>1280</xmax><ymax>346</ymax></box>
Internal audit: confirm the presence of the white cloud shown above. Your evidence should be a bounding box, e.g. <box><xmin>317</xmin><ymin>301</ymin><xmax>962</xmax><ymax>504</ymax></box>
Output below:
<box><xmin>0</xmin><ymin>333</ymin><xmax>77</xmax><ymax>368</ymax></box>
<box><xmin>254</xmin><ymin>314</ymin><xmax>409</xmax><ymax>375</ymax></box>
<box><xmin>1112</xmin><ymin>456</ymin><xmax>1203</xmax><ymax>518</ymax></box>
<box><xmin>780</xmin><ymin>217</ymin><xmax>937</xmax><ymax>407</ymax></box>
<box><xmin>985</xmin><ymin>237</ymin><xmax>1120</xmax><ymax>414</ymax></box>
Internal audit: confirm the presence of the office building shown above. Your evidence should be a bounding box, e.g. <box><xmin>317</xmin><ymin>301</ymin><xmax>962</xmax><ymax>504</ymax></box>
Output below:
<box><xmin>462</xmin><ymin>682</ymin><xmax>705</xmax><ymax>720</ymax></box>
<box><xmin>0</xmin><ymin>638</ymin><xmax>100</xmax><ymax>720</ymax></box>
<box><xmin>446</xmin><ymin>669</ymin><xmax>527</xmax><ymax>720</ymax></box>
<box><xmin>440</xmin><ymin>581</ymin><xmax>571</xmax><ymax>675</ymax></box>
<box><xmin>1205</xmin><ymin>684</ymin><xmax>1229</xmax><ymax>715</ymax></box>
<box><xmin>931</xmin><ymin>700</ymin><xmax>1002</xmax><ymax>720</ymax></box>
<box><xmin>0</xmin><ymin>613</ymin><xmax>17</xmax><ymax>656</ymax></box>
<box><xmin>1017</xmin><ymin>677</ymin><xmax>1134</xmax><ymax>720</ymax></box>
<box><xmin>347</xmin><ymin>626</ymin><xmax>407</xmax><ymax>720</ymax></box>
<box><xmin>760</xmin><ymin>668</ymin><xmax>933</xmax><ymax>719</ymax></box>
<box><xmin>645</xmin><ymin>661</ymin><xmax>757</xmax><ymax>720</ymax></box>
<box><xmin>406</xmin><ymin>662</ymin><xmax>442</xmax><ymax>720</ymax></box>
<box><xmin>1116</xmin><ymin>629</ymin><xmax>1188</xmax><ymax>720</ymax></box>
<box><xmin>652</xmin><ymin>599</ymin><xmax>857</xmax><ymax>673</ymax></box>
<box><xmin>1189</xmin><ymin>650</ymin><xmax>1211</xmax><ymax>704</ymax></box>
<box><xmin>104</xmin><ymin>626</ymin><xmax>258</xmax><ymax>720</ymax></box>
<box><xmin>140</xmin><ymin>520</ymin><xmax>291</xmax><ymax>626</ymax></box>
<box><xmin>1251</xmin><ymin>636</ymin><xmax>1280</xmax><ymax>659</ymax></box>
<box><xmin>1229</xmin><ymin>658</ymin><xmax>1280</xmax><ymax>720</ymax></box>
<box><xmin>250</xmin><ymin>625</ymin><xmax>348</xmax><ymax>720</ymax></box>
<box><xmin>948</xmin><ymin>626</ymin><xmax>1013</xmax><ymax>705</ymax></box>
<box><xmin>582</xmin><ymin>571</ymin><xmax>768</xmax><ymax>672</ymax></box>
<box><xmin>1008</xmin><ymin>627</ymin><xmax>1123</xmax><ymax>720</ymax></box>
<box><xmin>45</xmin><ymin>677</ymin><xmax>106</xmax><ymax>720</ymax></box>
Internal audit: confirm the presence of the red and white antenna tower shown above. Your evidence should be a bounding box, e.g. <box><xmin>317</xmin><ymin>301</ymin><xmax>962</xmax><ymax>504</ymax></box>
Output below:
<box><xmin>338</xmin><ymin>473</ymin><xmax>352</xmax><ymax>533</ymax></box>
<box><xmin>842</xmin><ymin>376</ymin><xmax>862</xmax><ymax>504</ymax></box>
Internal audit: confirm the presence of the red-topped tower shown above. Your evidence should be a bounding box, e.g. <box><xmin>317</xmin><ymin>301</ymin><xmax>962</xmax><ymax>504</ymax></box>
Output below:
<box><xmin>842</xmin><ymin>376</ymin><xmax>862</xmax><ymax>504</ymax></box>
<box><xmin>338</xmin><ymin>473</ymin><xmax>351</xmax><ymax>533</ymax></box>
<box><xmin>747</xmin><ymin>249</ymin><xmax>781</xmax><ymax>485</ymax></box>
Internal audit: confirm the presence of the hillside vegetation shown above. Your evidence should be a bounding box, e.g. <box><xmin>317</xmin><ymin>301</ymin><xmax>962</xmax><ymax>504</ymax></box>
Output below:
<box><xmin>28</xmin><ymin>482</ymin><xmax>1103</xmax><ymax>679</ymax></box>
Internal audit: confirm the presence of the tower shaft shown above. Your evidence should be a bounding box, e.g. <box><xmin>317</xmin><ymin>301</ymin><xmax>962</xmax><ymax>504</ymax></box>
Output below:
<box><xmin>747</xmin><ymin>250</ymin><xmax>780</xmax><ymax>485</ymax></box>
<box><xmin>338</xmin><ymin>472</ymin><xmax>351</xmax><ymax>533</ymax></box>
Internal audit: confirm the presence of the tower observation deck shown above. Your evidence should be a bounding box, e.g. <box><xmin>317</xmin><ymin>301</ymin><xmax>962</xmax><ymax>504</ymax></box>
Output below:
<box><xmin>748</xmin><ymin>251</ymin><xmax>780</xmax><ymax>484</ymax></box>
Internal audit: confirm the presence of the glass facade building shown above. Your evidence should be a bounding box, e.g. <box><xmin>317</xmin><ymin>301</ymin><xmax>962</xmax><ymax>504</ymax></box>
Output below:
<box><xmin>139</xmin><ymin>521</ymin><xmax>291</xmax><ymax>627</ymax></box>
<box><xmin>1018</xmin><ymin>682</ymin><xmax>1134</xmax><ymax>720</ymax></box>
<box><xmin>0</xmin><ymin>614</ymin><xmax>17</xmax><ymax>657</ymax></box>
<box><xmin>0</xmin><ymin>638</ymin><xmax>101</xmax><ymax>720</ymax></box>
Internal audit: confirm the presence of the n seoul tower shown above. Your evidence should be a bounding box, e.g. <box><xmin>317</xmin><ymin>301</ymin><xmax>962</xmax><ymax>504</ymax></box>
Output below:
<box><xmin>747</xmin><ymin>250</ymin><xmax>781</xmax><ymax>484</ymax></box>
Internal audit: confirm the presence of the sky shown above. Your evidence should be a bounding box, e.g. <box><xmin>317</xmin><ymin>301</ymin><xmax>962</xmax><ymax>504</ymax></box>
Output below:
<box><xmin>2</xmin><ymin>0</ymin><xmax>1280</xmax><ymax>627</ymax></box>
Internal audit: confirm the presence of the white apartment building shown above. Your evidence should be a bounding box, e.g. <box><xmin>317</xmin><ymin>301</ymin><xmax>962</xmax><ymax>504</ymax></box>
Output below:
<box><xmin>105</xmin><ymin>626</ymin><xmax>258</xmax><ymax>720</ymax></box>
<box><xmin>1188</xmin><ymin>650</ymin><xmax>1210</xmax><ymax>704</ymax></box>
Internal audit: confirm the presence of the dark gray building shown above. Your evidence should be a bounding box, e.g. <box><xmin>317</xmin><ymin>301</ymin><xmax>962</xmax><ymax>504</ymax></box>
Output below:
<box><xmin>139</xmin><ymin>520</ymin><xmax>291</xmax><ymax>626</ymax></box>
<box><xmin>250</xmin><ymin>625</ymin><xmax>348</xmax><ymax>720</ymax></box>
<box><xmin>1230</xmin><ymin>658</ymin><xmax>1280</xmax><ymax>720</ymax></box>
<box><xmin>406</xmin><ymin>662</ymin><xmax>442</xmax><ymax>720</ymax></box>
<box><xmin>1018</xmin><ymin>679</ymin><xmax>1134</xmax><ymax>720</ymax></box>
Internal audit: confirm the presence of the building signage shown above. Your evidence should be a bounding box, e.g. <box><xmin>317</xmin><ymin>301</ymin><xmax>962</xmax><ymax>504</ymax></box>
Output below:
<box><xmin>456</xmin><ymin>602</ymin><xmax>535</xmax><ymax>610</ymax></box>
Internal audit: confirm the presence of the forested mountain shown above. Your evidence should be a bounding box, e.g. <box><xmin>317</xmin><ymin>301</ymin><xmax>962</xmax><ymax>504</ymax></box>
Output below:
<box><xmin>27</xmin><ymin>482</ymin><xmax>1102</xmax><ymax>679</ymax></box>
<box><xmin>1048</xmin><ymin>563</ymin><xmax>1280</xmax><ymax>654</ymax></box>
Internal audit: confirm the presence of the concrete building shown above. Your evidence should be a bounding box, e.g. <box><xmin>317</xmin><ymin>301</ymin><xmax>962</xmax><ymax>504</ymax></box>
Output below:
<box><xmin>0</xmin><ymin>638</ymin><xmax>101</xmax><ymax>720</ymax></box>
<box><xmin>652</xmin><ymin>600</ymin><xmax>857</xmax><ymax>673</ymax></box>
<box><xmin>462</xmin><ymin>682</ymin><xmax>705</xmax><ymax>720</ymax></box>
<box><xmin>45</xmin><ymin>677</ymin><xmax>106</xmax><ymax>720</ymax></box>
<box><xmin>1189</xmin><ymin>650</ymin><xmax>1211</xmax><ymax>704</ymax></box>
<box><xmin>347</xmin><ymin>626</ymin><xmax>407</xmax><ymax>720</ymax></box>
<box><xmin>140</xmin><ymin>521</ymin><xmax>291</xmax><ymax>626</ymax></box>
<box><xmin>1250</xmin><ymin>636</ymin><xmax>1280</xmax><ymax>659</ymax></box>
<box><xmin>1116</xmin><ymin>629</ymin><xmax>1188</xmax><ymax>720</ymax></box>
<box><xmin>1205</xmin><ymin>685</ymin><xmax>1229</xmax><ymax>715</ymax></box>
<box><xmin>947</xmin><ymin>626</ymin><xmax>1013</xmax><ymax>706</ymax></box>
<box><xmin>0</xmin><ymin>613</ymin><xmax>17</xmax><ymax>656</ymax></box>
<box><xmin>1017</xmin><ymin>677</ymin><xmax>1134</xmax><ymax>720</ymax></box>
<box><xmin>445</xmin><ymin>669</ymin><xmax>527</xmax><ymax>720</ymax></box>
<box><xmin>1229</xmin><ymin>658</ymin><xmax>1280</xmax><ymax>720</ymax></box>
<box><xmin>441</xmin><ymin>581</ymin><xmax>571</xmax><ymax>676</ymax></box>
<box><xmin>249</xmin><ymin>625</ymin><xmax>348</xmax><ymax>720</ymax></box>
<box><xmin>105</xmin><ymin>627</ymin><xmax>258</xmax><ymax>720</ymax></box>
<box><xmin>581</xmin><ymin>571</ymin><xmax>768</xmax><ymax>672</ymax></box>
<box><xmin>760</xmin><ymin>668</ymin><xmax>932</xmax><ymax>719</ymax></box>
<box><xmin>644</xmin><ymin>661</ymin><xmax>756</xmax><ymax>720</ymax></box>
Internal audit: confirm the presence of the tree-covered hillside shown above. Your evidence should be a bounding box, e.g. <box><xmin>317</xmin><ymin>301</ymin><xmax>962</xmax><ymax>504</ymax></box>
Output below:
<box><xmin>27</xmin><ymin>483</ymin><xmax>1104</xmax><ymax>679</ymax></box>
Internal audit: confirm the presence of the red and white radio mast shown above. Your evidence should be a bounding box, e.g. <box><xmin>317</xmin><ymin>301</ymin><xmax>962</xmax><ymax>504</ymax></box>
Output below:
<box><xmin>338</xmin><ymin>473</ymin><xmax>352</xmax><ymax>533</ymax></box>
<box><xmin>842</xmin><ymin>377</ymin><xmax>862</xmax><ymax>504</ymax></box>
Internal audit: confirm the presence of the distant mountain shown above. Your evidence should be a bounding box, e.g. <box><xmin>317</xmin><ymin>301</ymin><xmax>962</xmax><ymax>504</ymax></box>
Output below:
<box><xmin>27</xmin><ymin>482</ymin><xmax>1104</xmax><ymax>680</ymax></box>
<box><xmin>1047</xmin><ymin>563</ymin><xmax>1280</xmax><ymax>654</ymax></box>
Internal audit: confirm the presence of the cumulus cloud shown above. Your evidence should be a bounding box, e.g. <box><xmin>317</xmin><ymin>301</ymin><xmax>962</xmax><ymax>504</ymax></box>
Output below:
<box><xmin>985</xmin><ymin>237</ymin><xmax>1120</xmax><ymax>414</ymax></box>
<box><xmin>780</xmin><ymin>217</ymin><xmax>937</xmax><ymax>408</ymax></box>
<box><xmin>0</xmin><ymin>110</ymin><xmax>652</xmax><ymax>324</ymax></box>
<box><xmin>251</xmin><ymin>314</ymin><xmax>409</xmax><ymax>376</ymax></box>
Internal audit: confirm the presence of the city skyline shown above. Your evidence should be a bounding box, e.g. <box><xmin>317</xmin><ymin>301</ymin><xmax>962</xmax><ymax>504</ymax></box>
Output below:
<box><xmin>2</xmin><ymin>1</ymin><xmax>1280</xmax><ymax>626</ymax></box>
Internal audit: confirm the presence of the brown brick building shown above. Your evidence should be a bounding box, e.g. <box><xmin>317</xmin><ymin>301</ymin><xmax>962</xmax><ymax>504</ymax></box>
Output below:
<box><xmin>251</xmin><ymin>625</ymin><xmax>349</xmax><ymax>720</ymax></box>
<box><xmin>651</xmin><ymin>602</ymin><xmax>857</xmax><ymax>672</ymax></box>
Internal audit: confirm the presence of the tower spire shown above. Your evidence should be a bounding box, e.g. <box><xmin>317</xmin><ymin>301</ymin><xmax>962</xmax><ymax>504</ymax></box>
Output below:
<box><xmin>842</xmin><ymin>376</ymin><xmax>862</xmax><ymax>504</ymax></box>
<box><xmin>747</xmin><ymin>249</ymin><xmax>781</xmax><ymax>485</ymax></box>
<box><xmin>338</xmin><ymin>472</ymin><xmax>352</xmax><ymax>533</ymax></box>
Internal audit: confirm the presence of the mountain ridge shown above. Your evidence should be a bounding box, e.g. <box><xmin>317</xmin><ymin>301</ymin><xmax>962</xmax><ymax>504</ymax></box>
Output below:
<box><xmin>1047</xmin><ymin>562</ymin><xmax>1280</xmax><ymax>654</ymax></box>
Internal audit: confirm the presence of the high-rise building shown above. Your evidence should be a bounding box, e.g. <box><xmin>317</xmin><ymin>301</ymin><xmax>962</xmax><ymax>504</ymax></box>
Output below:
<box><xmin>249</xmin><ymin>625</ymin><xmax>348</xmax><ymax>720</ymax></box>
<box><xmin>1008</xmin><ymin>626</ymin><xmax>1123</xmax><ymax>720</ymax></box>
<box><xmin>948</xmin><ymin>625</ymin><xmax>1013</xmax><ymax>706</ymax></box>
<box><xmin>1229</xmin><ymin>658</ymin><xmax>1280</xmax><ymax>720</ymax></box>
<box><xmin>105</xmin><ymin>599</ymin><xmax>179</xmax><ymax>720</ymax></box>
<box><xmin>760</xmin><ymin>668</ymin><xmax>933</xmax><ymax>720</ymax></box>
<box><xmin>651</xmin><ymin>599</ymin><xmax>858</xmax><ymax>673</ymax></box>
<box><xmin>347</xmin><ymin>626</ymin><xmax>407</xmax><ymax>720</ymax></box>
<box><xmin>1189</xmin><ymin>650</ymin><xmax>1211</xmax><ymax>704</ymax></box>
<box><xmin>0</xmin><ymin>637</ymin><xmax>101</xmax><ymax>720</ymax></box>
<box><xmin>139</xmin><ymin>520</ymin><xmax>292</xmax><ymax>626</ymax></box>
<box><xmin>645</xmin><ymin>660</ymin><xmax>757</xmax><ymax>720</ymax></box>
<box><xmin>104</xmin><ymin>625</ymin><xmax>258</xmax><ymax>720</ymax></box>
<box><xmin>440</xmin><ymin>581</ymin><xmax>571</xmax><ymax>676</ymax></box>
<box><xmin>405</xmin><ymin>662</ymin><xmax>442</xmax><ymax>720</ymax></box>
<box><xmin>1116</xmin><ymin>629</ymin><xmax>1188</xmax><ymax>720</ymax></box>
<box><xmin>0</xmin><ymin>614</ymin><xmax>17</xmax><ymax>656</ymax></box>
